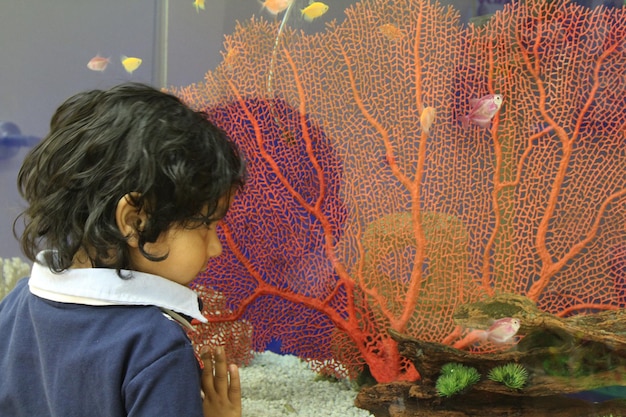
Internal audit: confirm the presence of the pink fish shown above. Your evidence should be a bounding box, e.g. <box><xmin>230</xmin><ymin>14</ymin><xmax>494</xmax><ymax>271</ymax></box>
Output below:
<box><xmin>460</xmin><ymin>94</ymin><xmax>503</xmax><ymax>128</ymax></box>
<box><xmin>478</xmin><ymin>317</ymin><xmax>521</xmax><ymax>344</ymax></box>
<box><xmin>86</xmin><ymin>54</ymin><xmax>110</xmax><ymax>72</ymax></box>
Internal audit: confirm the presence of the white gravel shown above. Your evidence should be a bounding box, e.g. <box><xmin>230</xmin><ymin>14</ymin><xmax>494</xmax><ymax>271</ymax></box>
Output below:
<box><xmin>239</xmin><ymin>351</ymin><xmax>375</xmax><ymax>417</ymax></box>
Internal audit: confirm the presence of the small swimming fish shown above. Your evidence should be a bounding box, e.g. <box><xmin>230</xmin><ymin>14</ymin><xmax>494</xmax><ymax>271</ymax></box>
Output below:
<box><xmin>223</xmin><ymin>47</ymin><xmax>239</xmax><ymax>69</ymax></box>
<box><xmin>121</xmin><ymin>56</ymin><xmax>142</xmax><ymax>74</ymax></box>
<box><xmin>261</xmin><ymin>0</ymin><xmax>292</xmax><ymax>15</ymax></box>
<box><xmin>193</xmin><ymin>0</ymin><xmax>205</xmax><ymax>12</ymax></box>
<box><xmin>301</xmin><ymin>1</ymin><xmax>329</xmax><ymax>22</ymax></box>
<box><xmin>379</xmin><ymin>23</ymin><xmax>403</xmax><ymax>41</ymax></box>
<box><xmin>460</xmin><ymin>94</ymin><xmax>503</xmax><ymax>129</ymax></box>
<box><xmin>86</xmin><ymin>54</ymin><xmax>110</xmax><ymax>72</ymax></box>
<box><xmin>420</xmin><ymin>106</ymin><xmax>436</xmax><ymax>136</ymax></box>
<box><xmin>479</xmin><ymin>317</ymin><xmax>521</xmax><ymax>344</ymax></box>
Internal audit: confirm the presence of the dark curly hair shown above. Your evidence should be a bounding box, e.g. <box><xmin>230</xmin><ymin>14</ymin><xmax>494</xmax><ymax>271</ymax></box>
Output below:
<box><xmin>14</xmin><ymin>82</ymin><xmax>245</xmax><ymax>275</ymax></box>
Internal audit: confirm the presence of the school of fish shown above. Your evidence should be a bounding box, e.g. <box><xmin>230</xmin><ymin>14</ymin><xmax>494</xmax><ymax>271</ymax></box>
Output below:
<box><xmin>86</xmin><ymin>54</ymin><xmax>141</xmax><ymax>74</ymax></box>
<box><xmin>84</xmin><ymin>3</ymin><xmax>504</xmax><ymax>138</ymax></box>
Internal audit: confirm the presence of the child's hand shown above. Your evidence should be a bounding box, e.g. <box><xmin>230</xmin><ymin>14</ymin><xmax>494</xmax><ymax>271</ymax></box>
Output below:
<box><xmin>201</xmin><ymin>346</ymin><xmax>242</xmax><ymax>417</ymax></box>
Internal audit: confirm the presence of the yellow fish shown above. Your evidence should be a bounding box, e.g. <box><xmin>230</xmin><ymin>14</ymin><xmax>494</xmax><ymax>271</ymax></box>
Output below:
<box><xmin>193</xmin><ymin>0</ymin><xmax>205</xmax><ymax>13</ymax></box>
<box><xmin>301</xmin><ymin>1</ymin><xmax>328</xmax><ymax>22</ymax></box>
<box><xmin>121</xmin><ymin>56</ymin><xmax>142</xmax><ymax>74</ymax></box>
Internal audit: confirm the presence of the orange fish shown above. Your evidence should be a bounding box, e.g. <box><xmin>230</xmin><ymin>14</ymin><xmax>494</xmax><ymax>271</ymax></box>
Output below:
<box><xmin>379</xmin><ymin>23</ymin><xmax>403</xmax><ymax>41</ymax></box>
<box><xmin>260</xmin><ymin>0</ymin><xmax>292</xmax><ymax>15</ymax></box>
<box><xmin>420</xmin><ymin>106</ymin><xmax>436</xmax><ymax>136</ymax></box>
<box><xmin>86</xmin><ymin>54</ymin><xmax>110</xmax><ymax>72</ymax></box>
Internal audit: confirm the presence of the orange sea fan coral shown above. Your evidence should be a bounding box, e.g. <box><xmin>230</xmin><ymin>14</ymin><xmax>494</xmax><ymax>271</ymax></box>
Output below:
<box><xmin>172</xmin><ymin>0</ymin><xmax>626</xmax><ymax>383</ymax></box>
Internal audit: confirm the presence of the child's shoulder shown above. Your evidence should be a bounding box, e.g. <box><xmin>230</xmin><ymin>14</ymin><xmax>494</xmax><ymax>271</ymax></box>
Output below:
<box><xmin>74</xmin><ymin>304</ymin><xmax>197</xmax><ymax>372</ymax></box>
<box><xmin>94</xmin><ymin>303</ymin><xmax>193</xmax><ymax>342</ymax></box>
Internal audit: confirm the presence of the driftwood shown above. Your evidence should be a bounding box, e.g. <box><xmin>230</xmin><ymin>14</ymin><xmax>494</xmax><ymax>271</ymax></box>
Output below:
<box><xmin>355</xmin><ymin>294</ymin><xmax>626</xmax><ymax>417</ymax></box>
<box><xmin>453</xmin><ymin>293</ymin><xmax>626</xmax><ymax>351</ymax></box>
<box><xmin>355</xmin><ymin>382</ymin><xmax>626</xmax><ymax>417</ymax></box>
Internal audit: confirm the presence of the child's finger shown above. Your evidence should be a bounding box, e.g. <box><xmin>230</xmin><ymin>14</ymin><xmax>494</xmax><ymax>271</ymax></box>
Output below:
<box><xmin>227</xmin><ymin>364</ymin><xmax>241</xmax><ymax>403</ymax></box>
<box><xmin>200</xmin><ymin>347</ymin><xmax>216</xmax><ymax>395</ymax></box>
<box><xmin>200</xmin><ymin>347</ymin><xmax>242</xmax><ymax>417</ymax></box>
<box><xmin>211</xmin><ymin>346</ymin><xmax>229</xmax><ymax>394</ymax></box>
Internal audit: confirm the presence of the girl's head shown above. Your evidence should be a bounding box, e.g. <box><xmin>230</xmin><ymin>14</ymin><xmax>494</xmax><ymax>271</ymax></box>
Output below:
<box><xmin>16</xmin><ymin>83</ymin><xmax>245</xmax><ymax>277</ymax></box>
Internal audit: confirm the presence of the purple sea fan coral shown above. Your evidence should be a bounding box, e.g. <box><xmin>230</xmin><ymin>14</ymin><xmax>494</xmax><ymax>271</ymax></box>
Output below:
<box><xmin>193</xmin><ymin>97</ymin><xmax>353</xmax><ymax>375</ymax></box>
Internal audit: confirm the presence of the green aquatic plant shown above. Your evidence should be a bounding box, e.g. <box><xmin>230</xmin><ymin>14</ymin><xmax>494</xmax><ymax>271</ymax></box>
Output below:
<box><xmin>488</xmin><ymin>363</ymin><xmax>529</xmax><ymax>390</ymax></box>
<box><xmin>435</xmin><ymin>363</ymin><xmax>481</xmax><ymax>397</ymax></box>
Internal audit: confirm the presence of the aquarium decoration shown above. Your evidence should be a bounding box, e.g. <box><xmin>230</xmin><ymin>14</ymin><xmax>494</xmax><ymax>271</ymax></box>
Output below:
<box><xmin>172</xmin><ymin>0</ymin><xmax>626</xmax><ymax>403</ymax></box>
<box><xmin>355</xmin><ymin>295</ymin><xmax>626</xmax><ymax>415</ymax></box>
<box><xmin>487</xmin><ymin>363</ymin><xmax>529</xmax><ymax>390</ymax></box>
<box><xmin>0</xmin><ymin>121</ymin><xmax>40</xmax><ymax>161</ymax></box>
<box><xmin>435</xmin><ymin>362</ymin><xmax>481</xmax><ymax>397</ymax></box>
<box><xmin>184</xmin><ymin>285</ymin><xmax>254</xmax><ymax>367</ymax></box>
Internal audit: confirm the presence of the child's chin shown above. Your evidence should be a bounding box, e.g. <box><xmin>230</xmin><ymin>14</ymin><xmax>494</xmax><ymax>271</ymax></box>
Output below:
<box><xmin>182</xmin><ymin>277</ymin><xmax>197</xmax><ymax>286</ymax></box>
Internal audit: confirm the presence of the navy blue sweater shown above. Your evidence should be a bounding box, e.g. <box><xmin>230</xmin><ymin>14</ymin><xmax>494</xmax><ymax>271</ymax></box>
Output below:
<box><xmin>0</xmin><ymin>278</ymin><xmax>204</xmax><ymax>417</ymax></box>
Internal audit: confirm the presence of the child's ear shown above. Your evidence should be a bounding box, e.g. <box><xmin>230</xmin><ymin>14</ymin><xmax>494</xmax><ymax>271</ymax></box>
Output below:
<box><xmin>116</xmin><ymin>193</ymin><xmax>146</xmax><ymax>248</ymax></box>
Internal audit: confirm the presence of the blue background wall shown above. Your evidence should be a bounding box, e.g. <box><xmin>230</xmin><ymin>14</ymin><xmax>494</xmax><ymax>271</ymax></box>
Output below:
<box><xmin>0</xmin><ymin>0</ymin><xmax>234</xmax><ymax>258</ymax></box>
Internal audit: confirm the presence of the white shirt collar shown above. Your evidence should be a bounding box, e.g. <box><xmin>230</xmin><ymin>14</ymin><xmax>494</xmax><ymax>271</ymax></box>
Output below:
<box><xmin>28</xmin><ymin>251</ymin><xmax>207</xmax><ymax>324</ymax></box>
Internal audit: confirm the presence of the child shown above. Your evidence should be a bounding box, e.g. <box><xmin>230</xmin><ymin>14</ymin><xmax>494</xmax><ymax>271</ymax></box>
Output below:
<box><xmin>0</xmin><ymin>83</ymin><xmax>246</xmax><ymax>417</ymax></box>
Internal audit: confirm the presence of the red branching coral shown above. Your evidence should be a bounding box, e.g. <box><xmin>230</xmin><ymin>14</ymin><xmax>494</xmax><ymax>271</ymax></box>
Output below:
<box><xmin>186</xmin><ymin>286</ymin><xmax>254</xmax><ymax>367</ymax></box>
<box><xmin>171</xmin><ymin>0</ymin><xmax>626</xmax><ymax>383</ymax></box>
